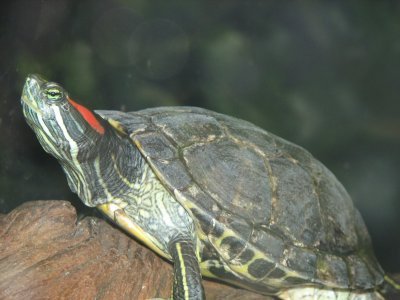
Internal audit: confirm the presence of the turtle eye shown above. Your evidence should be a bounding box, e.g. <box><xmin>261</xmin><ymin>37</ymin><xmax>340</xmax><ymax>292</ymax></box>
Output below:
<box><xmin>44</xmin><ymin>87</ymin><xmax>64</xmax><ymax>102</ymax></box>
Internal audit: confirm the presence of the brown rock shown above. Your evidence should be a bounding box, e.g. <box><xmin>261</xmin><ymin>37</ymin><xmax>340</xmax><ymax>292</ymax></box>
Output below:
<box><xmin>0</xmin><ymin>200</ymin><xmax>270</xmax><ymax>300</ymax></box>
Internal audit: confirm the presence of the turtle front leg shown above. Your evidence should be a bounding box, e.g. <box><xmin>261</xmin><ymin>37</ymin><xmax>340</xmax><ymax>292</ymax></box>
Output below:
<box><xmin>169</xmin><ymin>236</ymin><xmax>205</xmax><ymax>300</ymax></box>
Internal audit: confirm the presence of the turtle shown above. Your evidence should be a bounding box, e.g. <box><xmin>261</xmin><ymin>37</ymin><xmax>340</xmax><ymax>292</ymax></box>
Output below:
<box><xmin>21</xmin><ymin>74</ymin><xmax>399</xmax><ymax>300</ymax></box>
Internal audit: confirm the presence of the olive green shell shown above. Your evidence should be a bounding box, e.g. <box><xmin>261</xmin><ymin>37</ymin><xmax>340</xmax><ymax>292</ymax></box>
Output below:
<box><xmin>97</xmin><ymin>106</ymin><xmax>384</xmax><ymax>292</ymax></box>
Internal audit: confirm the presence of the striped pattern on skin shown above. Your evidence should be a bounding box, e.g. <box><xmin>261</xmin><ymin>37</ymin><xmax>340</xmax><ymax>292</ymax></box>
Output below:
<box><xmin>175</xmin><ymin>243</ymin><xmax>189</xmax><ymax>299</ymax></box>
<box><xmin>53</xmin><ymin>105</ymin><xmax>92</xmax><ymax>202</ymax></box>
<box><xmin>22</xmin><ymin>75</ymin><xmax>391</xmax><ymax>300</ymax></box>
<box><xmin>38</xmin><ymin>110</ymin><xmax>197</xmax><ymax>257</ymax></box>
<box><xmin>170</xmin><ymin>239</ymin><xmax>205</xmax><ymax>300</ymax></box>
<box><xmin>22</xmin><ymin>74</ymin><xmax>204</xmax><ymax>299</ymax></box>
<box><xmin>22</xmin><ymin>76</ymin><xmax>92</xmax><ymax>202</ymax></box>
<box><xmin>22</xmin><ymin>98</ymin><xmax>93</xmax><ymax>203</ymax></box>
<box><xmin>113</xmin><ymin>163</ymin><xmax>195</xmax><ymax>255</ymax></box>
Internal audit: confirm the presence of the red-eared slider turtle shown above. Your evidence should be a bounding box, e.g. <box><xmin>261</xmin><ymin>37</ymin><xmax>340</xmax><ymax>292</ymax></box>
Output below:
<box><xmin>21</xmin><ymin>74</ymin><xmax>398</xmax><ymax>299</ymax></box>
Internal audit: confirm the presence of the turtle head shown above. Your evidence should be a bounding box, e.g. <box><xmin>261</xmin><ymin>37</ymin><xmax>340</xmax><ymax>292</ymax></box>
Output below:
<box><xmin>21</xmin><ymin>74</ymin><xmax>106</xmax><ymax>161</ymax></box>
<box><xmin>21</xmin><ymin>74</ymin><xmax>140</xmax><ymax>207</ymax></box>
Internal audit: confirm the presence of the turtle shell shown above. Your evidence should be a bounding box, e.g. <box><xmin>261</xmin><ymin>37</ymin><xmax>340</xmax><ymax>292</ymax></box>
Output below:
<box><xmin>97</xmin><ymin>106</ymin><xmax>384</xmax><ymax>292</ymax></box>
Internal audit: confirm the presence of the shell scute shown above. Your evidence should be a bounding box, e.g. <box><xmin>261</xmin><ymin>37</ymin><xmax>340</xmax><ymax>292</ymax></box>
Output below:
<box><xmin>182</xmin><ymin>139</ymin><xmax>272</xmax><ymax>224</ymax></box>
<box><xmin>284</xmin><ymin>246</ymin><xmax>317</xmax><ymax>281</ymax></box>
<box><xmin>146</xmin><ymin>157</ymin><xmax>192</xmax><ymax>191</ymax></box>
<box><xmin>250</xmin><ymin>228</ymin><xmax>286</xmax><ymax>263</ymax></box>
<box><xmin>316</xmin><ymin>253</ymin><xmax>349</xmax><ymax>288</ymax></box>
<box><xmin>134</xmin><ymin>132</ymin><xmax>178</xmax><ymax>160</ymax></box>
<box><xmin>269</xmin><ymin>156</ymin><xmax>323</xmax><ymax>248</ymax></box>
<box><xmin>314</xmin><ymin>160</ymin><xmax>359</xmax><ymax>253</ymax></box>
<box><xmin>346</xmin><ymin>254</ymin><xmax>376</xmax><ymax>289</ymax></box>
<box><xmin>152</xmin><ymin>112</ymin><xmax>224</xmax><ymax>147</ymax></box>
<box><xmin>248</xmin><ymin>258</ymin><xmax>275</xmax><ymax>279</ymax></box>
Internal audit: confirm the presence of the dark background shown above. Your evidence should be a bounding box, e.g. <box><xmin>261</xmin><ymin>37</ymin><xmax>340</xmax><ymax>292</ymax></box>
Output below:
<box><xmin>0</xmin><ymin>1</ymin><xmax>399</xmax><ymax>274</ymax></box>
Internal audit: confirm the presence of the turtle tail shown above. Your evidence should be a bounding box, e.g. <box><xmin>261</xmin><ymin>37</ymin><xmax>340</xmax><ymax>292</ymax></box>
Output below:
<box><xmin>379</xmin><ymin>275</ymin><xmax>400</xmax><ymax>299</ymax></box>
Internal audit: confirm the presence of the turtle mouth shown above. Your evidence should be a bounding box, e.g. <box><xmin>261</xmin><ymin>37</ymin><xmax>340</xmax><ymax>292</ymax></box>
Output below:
<box><xmin>21</xmin><ymin>94</ymin><xmax>43</xmax><ymax>116</ymax></box>
<box><xmin>21</xmin><ymin>74</ymin><xmax>45</xmax><ymax>117</ymax></box>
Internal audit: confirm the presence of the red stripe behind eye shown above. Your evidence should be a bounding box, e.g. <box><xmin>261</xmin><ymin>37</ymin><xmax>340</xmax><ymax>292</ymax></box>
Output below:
<box><xmin>68</xmin><ymin>97</ymin><xmax>105</xmax><ymax>135</ymax></box>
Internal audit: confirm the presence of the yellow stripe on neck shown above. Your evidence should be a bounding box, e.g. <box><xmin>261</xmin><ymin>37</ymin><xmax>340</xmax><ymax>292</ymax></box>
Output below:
<box><xmin>176</xmin><ymin>242</ymin><xmax>190</xmax><ymax>300</ymax></box>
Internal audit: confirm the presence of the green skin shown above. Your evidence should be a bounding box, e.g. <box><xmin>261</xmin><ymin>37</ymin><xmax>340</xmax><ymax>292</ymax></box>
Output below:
<box><xmin>21</xmin><ymin>75</ymin><xmax>400</xmax><ymax>300</ymax></box>
<box><xmin>21</xmin><ymin>74</ymin><xmax>204</xmax><ymax>299</ymax></box>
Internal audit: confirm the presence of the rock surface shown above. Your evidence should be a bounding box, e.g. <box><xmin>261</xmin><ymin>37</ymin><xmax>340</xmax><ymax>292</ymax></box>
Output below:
<box><xmin>0</xmin><ymin>200</ymin><xmax>269</xmax><ymax>300</ymax></box>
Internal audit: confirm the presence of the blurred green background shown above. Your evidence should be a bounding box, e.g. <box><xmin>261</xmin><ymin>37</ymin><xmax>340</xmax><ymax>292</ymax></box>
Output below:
<box><xmin>0</xmin><ymin>1</ymin><xmax>399</xmax><ymax>273</ymax></box>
